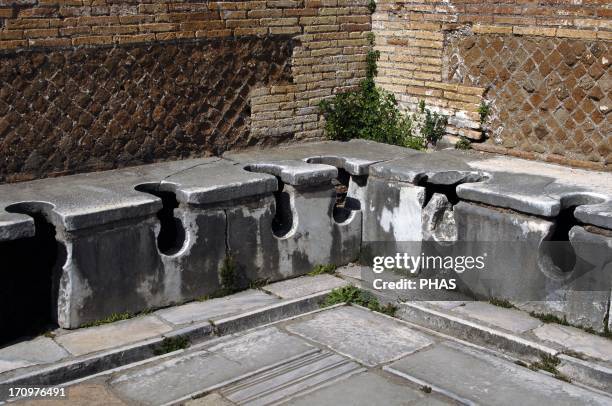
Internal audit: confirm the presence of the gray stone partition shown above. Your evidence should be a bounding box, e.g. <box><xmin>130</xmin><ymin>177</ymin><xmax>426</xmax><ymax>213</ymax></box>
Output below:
<box><xmin>1</xmin><ymin>140</ymin><xmax>611</xmax><ymax>340</ymax></box>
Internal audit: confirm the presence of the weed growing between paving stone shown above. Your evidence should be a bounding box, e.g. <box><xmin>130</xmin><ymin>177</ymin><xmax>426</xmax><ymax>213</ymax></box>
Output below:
<box><xmin>322</xmin><ymin>286</ymin><xmax>397</xmax><ymax>317</ymax></box>
<box><xmin>528</xmin><ymin>354</ymin><xmax>571</xmax><ymax>383</ymax></box>
<box><xmin>81</xmin><ymin>311</ymin><xmax>133</xmax><ymax>328</ymax></box>
<box><xmin>420</xmin><ymin>385</ymin><xmax>432</xmax><ymax>394</ymax></box>
<box><xmin>528</xmin><ymin>311</ymin><xmax>612</xmax><ymax>340</ymax></box>
<box><xmin>489</xmin><ymin>298</ymin><xmax>515</xmax><ymax>309</ymax></box>
<box><xmin>308</xmin><ymin>264</ymin><xmax>337</xmax><ymax>276</ymax></box>
<box><xmin>154</xmin><ymin>336</ymin><xmax>190</xmax><ymax>355</ymax></box>
<box><xmin>529</xmin><ymin>311</ymin><xmax>570</xmax><ymax>326</ymax></box>
<box><xmin>249</xmin><ymin>279</ymin><xmax>269</xmax><ymax>289</ymax></box>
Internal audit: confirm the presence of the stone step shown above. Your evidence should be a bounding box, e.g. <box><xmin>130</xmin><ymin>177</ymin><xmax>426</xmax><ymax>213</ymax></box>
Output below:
<box><xmin>0</xmin><ymin>288</ymin><xmax>331</xmax><ymax>392</ymax></box>
<box><xmin>384</xmin><ymin>341</ymin><xmax>612</xmax><ymax>406</ymax></box>
<box><xmin>110</xmin><ymin>327</ymin><xmax>316</xmax><ymax>406</ymax></box>
<box><xmin>394</xmin><ymin>301</ymin><xmax>612</xmax><ymax>393</ymax></box>
<box><xmin>285</xmin><ymin>371</ymin><xmax>453</xmax><ymax>406</ymax></box>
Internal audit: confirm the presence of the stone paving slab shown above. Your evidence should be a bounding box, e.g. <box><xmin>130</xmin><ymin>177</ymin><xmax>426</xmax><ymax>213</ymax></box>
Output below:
<box><xmin>385</xmin><ymin>342</ymin><xmax>612</xmax><ymax>406</ymax></box>
<box><xmin>0</xmin><ymin>337</ymin><xmax>69</xmax><ymax>374</ymax></box>
<box><xmin>287</xmin><ymin>306</ymin><xmax>433</xmax><ymax>367</ymax></box>
<box><xmin>287</xmin><ymin>371</ymin><xmax>451</xmax><ymax>406</ymax></box>
<box><xmin>336</xmin><ymin>263</ymin><xmax>362</xmax><ymax>280</ymax></box>
<box><xmin>262</xmin><ymin>275</ymin><xmax>349</xmax><ymax>299</ymax></box>
<box><xmin>532</xmin><ymin>324</ymin><xmax>612</xmax><ymax>362</ymax></box>
<box><xmin>54</xmin><ymin>315</ymin><xmax>172</xmax><ymax>356</ymax></box>
<box><xmin>451</xmin><ymin>302</ymin><xmax>543</xmax><ymax>334</ymax></box>
<box><xmin>219</xmin><ymin>350</ymin><xmax>363</xmax><ymax>405</ymax></box>
<box><xmin>155</xmin><ymin>290</ymin><xmax>280</xmax><ymax>326</ymax></box>
<box><xmin>110</xmin><ymin>327</ymin><xmax>314</xmax><ymax>405</ymax></box>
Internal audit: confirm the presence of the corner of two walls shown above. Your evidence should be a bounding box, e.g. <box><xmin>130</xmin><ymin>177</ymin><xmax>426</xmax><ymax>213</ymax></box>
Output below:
<box><xmin>372</xmin><ymin>0</ymin><xmax>610</xmax><ymax>170</ymax></box>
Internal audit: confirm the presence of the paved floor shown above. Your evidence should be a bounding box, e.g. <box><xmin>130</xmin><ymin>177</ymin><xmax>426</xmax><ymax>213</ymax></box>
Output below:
<box><xmin>11</xmin><ymin>305</ymin><xmax>611</xmax><ymax>406</ymax></box>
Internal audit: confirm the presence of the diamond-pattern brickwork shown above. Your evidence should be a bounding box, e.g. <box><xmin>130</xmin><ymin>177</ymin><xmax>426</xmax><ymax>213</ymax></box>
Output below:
<box><xmin>445</xmin><ymin>34</ymin><xmax>610</xmax><ymax>165</ymax></box>
<box><xmin>0</xmin><ymin>37</ymin><xmax>293</xmax><ymax>182</ymax></box>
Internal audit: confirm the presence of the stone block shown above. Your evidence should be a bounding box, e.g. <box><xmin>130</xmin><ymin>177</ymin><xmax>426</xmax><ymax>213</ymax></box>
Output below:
<box><xmin>109</xmin><ymin>328</ymin><xmax>314</xmax><ymax>405</ymax></box>
<box><xmin>55</xmin><ymin>315</ymin><xmax>172</xmax><ymax>356</ymax></box>
<box><xmin>453</xmin><ymin>202</ymin><xmax>556</xmax><ymax>301</ymax></box>
<box><xmin>0</xmin><ymin>337</ymin><xmax>69</xmax><ymax>374</ymax></box>
<box><xmin>287</xmin><ymin>306</ymin><xmax>433</xmax><ymax>366</ymax></box>
<box><xmin>385</xmin><ymin>342</ymin><xmax>611</xmax><ymax>405</ymax></box>
<box><xmin>262</xmin><ymin>274</ymin><xmax>349</xmax><ymax>298</ymax></box>
<box><xmin>154</xmin><ymin>290</ymin><xmax>279</xmax><ymax>326</ymax></box>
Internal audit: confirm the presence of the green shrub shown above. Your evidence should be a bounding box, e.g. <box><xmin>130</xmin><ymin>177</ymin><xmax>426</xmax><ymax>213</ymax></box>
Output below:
<box><xmin>478</xmin><ymin>101</ymin><xmax>491</xmax><ymax>124</ymax></box>
<box><xmin>367</xmin><ymin>0</ymin><xmax>376</xmax><ymax>13</ymax></box>
<box><xmin>421</xmin><ymin>107</ymin><xmax>448</xmax><ymax>145</ymax></box>
<box><xmin>319</xmin><ymin>34</ymin><xmax>426</xmax><ymax>151</ymax></box>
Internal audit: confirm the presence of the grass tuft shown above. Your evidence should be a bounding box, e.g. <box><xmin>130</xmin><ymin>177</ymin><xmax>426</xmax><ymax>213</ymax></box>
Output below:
<box><xmin>322</xmin><ymin>285</ymin><xmax>397</xmax><ymax>317</ymax></box>
<box><xmin>154</xmin><ymin>336</ymin><xmax>190</xmax><ymax>355</ymax></box>
<box><xmin>489</xmin><ymin>298</ymin><xmax>515</xmax><ymax>309</ymax></box>
<box><xmin>308</xmin><ymin>264</ymin><xmax>338</xmax><ymax>276</ymax></box>
<box><xmin>82</xmin><ymin>312</ymin><xmax>132</xmax><ymax>328</ymax></box>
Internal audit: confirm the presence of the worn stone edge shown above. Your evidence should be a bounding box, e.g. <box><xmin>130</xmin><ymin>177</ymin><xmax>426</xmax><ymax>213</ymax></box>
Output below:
<box><xmin>396</xmin><ymin>301</ymin><xmax>612</xmax><ymax>393</ymax></box>
<box><xmin>0</xmin><ymin>290</ymin><xmax>330</xmax><ymax>390</ymax></box>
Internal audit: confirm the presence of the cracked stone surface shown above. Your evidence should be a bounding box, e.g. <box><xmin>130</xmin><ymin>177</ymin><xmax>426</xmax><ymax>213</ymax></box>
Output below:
<box><xmin>288</xmin><ymin>371</ymin><xmax>451</xmax><ymax>406</ymax></box>
<box><xmin>287</xmin><ymin>306</ymin><xmax>433</xmax><ymax>367</ymax></box>
<box><xmin>0</xmin><ymin>337</ymin><xmax>69</xmax><ymax>373</ymax></box>
<box><xmin>532</xmin><ymin>324</ymin><xmax>612</xmax><ymax>362</ymax></box>
<box><xmin>262</xmin><ymin>274</ymin><xmax>349</xmax><ymax>299</ymax></box>
<box><xmin>55</xmin><ymin>315</ymin><xmax>172</xmax><ymax>356</ymax></box>
<box><xmin>110</xmin><ymin>328</ymin><xmax>314</xmax><ymax>405</ymax></box>
<box><xmin>224</xmin><ymin>139</ymin><xmax>420</xmax><ymax>176</ymax></box>
<box><xmin>451</xmin><ymin>302</ymin><xmax>543</xmax><ymax>334</ymax></box>
<box><xmin>385</xmin><ymin>341</ymin><xmax>612</xmax><ymax>405</ymax></box>
<box><xmin>155</xmin><ymin>290</ymin><xmax>280</xmax><ymax>326</ymax></box>
<box><xmin>369</xmin><ymin>150</ymin><xmax>485</xmax><ymax>185</ymax></box>
<box><xmin>243</xmin><ymin>160</ymin><xmax>337</xmax><ymax>186</ymax></box>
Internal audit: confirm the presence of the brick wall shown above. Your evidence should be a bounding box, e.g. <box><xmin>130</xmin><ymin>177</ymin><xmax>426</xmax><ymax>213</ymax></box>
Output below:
<box><xmin>374</xmin><ymin>0</ymin><xmax>610</xmax><ymax>169</ymax></box>
<box><xmin>0</xmin><ymin>0</ymin><xmax>371</xmax><ymax>182</ymax></box>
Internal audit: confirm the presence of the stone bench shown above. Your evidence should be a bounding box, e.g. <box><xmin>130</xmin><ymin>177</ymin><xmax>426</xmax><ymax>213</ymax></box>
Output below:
<box><xmin>364</xmin><ymin>150</ymin><xmax>612</xmax><ymax>332</ymax></box>
<box><xmin>1</xmin><ymin>140</ymin><xmax>610</xmax><ymax>340</ymax></box>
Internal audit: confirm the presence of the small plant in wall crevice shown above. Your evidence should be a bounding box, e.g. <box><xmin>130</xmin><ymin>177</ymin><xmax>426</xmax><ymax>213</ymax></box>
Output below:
<box><xmin>319</xmin><ymin>33</ymin><xmax>446</xmax><ymax>151</ymax></box>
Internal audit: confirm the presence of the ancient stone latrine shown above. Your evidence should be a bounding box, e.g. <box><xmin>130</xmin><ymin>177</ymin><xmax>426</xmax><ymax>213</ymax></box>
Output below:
<box><xmin>1</xmin><ymin>140</ymin><xmax>611</xmax><ymax>347</ymax></box>
<box><xmin>373</xmin><ymin>0</ymin><xmax>610</xmax><ymax>169</ymax></box>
